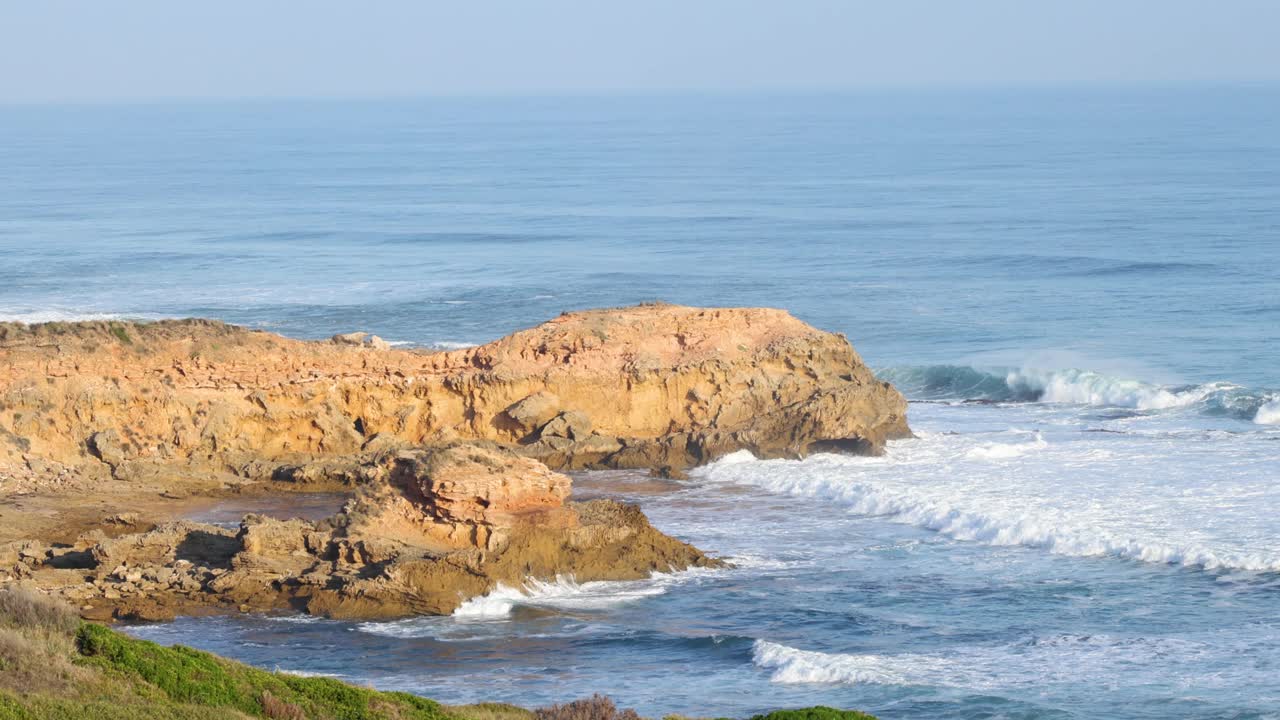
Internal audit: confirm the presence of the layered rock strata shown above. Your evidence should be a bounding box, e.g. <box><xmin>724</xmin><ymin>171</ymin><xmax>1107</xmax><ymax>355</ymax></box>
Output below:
<box><xmin>7</xmin><ymin>445</ymin><xmax>717</xmax><ymax>621</ymax></box>
<box><xmin>0</xmin><ymin>303</ymin><xmax>909</xmax><ymax>482</ymax></box>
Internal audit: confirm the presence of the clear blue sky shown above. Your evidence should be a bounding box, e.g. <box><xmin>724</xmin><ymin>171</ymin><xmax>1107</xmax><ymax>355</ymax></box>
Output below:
<box><xmin>3</xmin><ymin>0</ymin><xmax>1278</xmax><ymax>102</ymax></box>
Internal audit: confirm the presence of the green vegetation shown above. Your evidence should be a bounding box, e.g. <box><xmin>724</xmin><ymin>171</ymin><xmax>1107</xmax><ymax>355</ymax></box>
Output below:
<box><xmin>0</xmin><ymin>588</ymin><xmax>877</xmax><ymax>720</ymax></box>
<box><xmin>749</xmin><ymin>708</ymin><xmax>877</xmax><ymax>720</ymax></box>
<box><xmin>109</xmin><ymin>324</ymin><xmax>132</xmax><ymax>345</ymax></box>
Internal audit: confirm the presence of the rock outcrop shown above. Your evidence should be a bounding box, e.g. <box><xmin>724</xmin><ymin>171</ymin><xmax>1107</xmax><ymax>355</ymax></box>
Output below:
<box><xmin>0</xmin><ymin>304</ymin><xmax>908</xmax><ymax>621</ymax></box>
<box><xmin>0</xmin><ymin>304</ymin><xmax>908</xmax><ymax>482</ymax></box>
<box><xmin>17</xmin><ymin>445</ymin><xmax>717</xmax><ymax>620</ymax></box>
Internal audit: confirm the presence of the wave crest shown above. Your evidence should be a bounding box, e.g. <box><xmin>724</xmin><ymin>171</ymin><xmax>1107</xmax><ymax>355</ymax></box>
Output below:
<box><xmin>698</xmin><ymin>453</ymin><xmax>1280</xmax><ymax>572</ymax></box>
<box><xmin>450</xmin><ymin>575</ymin><xmax>673</xmax><ymax>619</ymax></box>
<box><xmin>879</xmin><ymin>364</ymin><xmax>1273</xmax><ymax>420</ymax></box>
<box><xmin>753</xmin><ymin>640</ymin><xmax>909</xmax><ymax>685</ymax></box>
<box><xmin>1255</xmin><ymin>398</ymin><xmax>1280</xmax><ymax>425</ymax></box>
<box><xmin>750</xmin><ymin>633</ymin><xmax>1270</xmax><ymax>690</ymax></box>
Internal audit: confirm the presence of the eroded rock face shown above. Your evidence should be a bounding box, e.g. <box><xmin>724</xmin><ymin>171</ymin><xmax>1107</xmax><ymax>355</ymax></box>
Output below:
<box><xmin>340</xmin><ymin>446</ymin><xmax>574</xmax><ymax>551</ymax></box>
<box><xmin>0</xmin><ymin>304</ymin><xmax>908</xmax><ymax>480</ymax></box>
<box><xmin>20</xmin><ymin>445</ymin><xmax>717</xmax><ymax>621</ymax></box>
<box><xmin>0</xmin><ymin>305</ymin><xmax>905</xmax><ymax>620</ymax></box>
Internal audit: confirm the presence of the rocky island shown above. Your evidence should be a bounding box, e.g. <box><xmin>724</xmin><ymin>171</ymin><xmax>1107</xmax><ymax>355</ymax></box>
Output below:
<box><xmin>0</xmin><ymin>303</ymin><xmax>908</xmax><ymax>622</ymax></box>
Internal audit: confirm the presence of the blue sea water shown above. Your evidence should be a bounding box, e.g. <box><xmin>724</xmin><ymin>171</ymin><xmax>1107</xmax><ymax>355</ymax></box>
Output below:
<box><xmin>3</xmin><ymin>87</ymin><xmax>1280</xmax><ymax>719</ymax></box>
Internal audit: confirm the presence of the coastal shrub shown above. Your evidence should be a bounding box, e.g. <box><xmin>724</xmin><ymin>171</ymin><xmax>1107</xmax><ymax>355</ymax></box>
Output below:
<box><xmin>748</xmin><ymin>708</ymin><xmax>877</xmax><ymax>720</ymax></box>
<box><xmin>73</xmin><ymin>622</ymin><xmax>451</xmax><ymax>719</ymax></box>
<box><xmin>535</xmin><ymin>695</ymin><xmax>640</xmax><ymax>720</ymax></box>
<box><xmin>449</xmin><ymin>702</ymin><xmax>535</xmax><ymax>720</ymax></box>
<box><xmin>109</xmin><ymin>324</ymin><xmax>132</xmax><ymax>344</ymax></box>
<box><xmin>76</xmin><ymin>623</ymin><xmax>259</xmax><ymax>713</ymax></box>
<box><xmin>0</xmin><ymin>690</ymin><xmax>237</xmax><ymax>719</ymax></box>
<box><xmin>278</xmin><ymin>674</ymin><xmax>394</xmax><ymax>718</ymax></box>
<box><xmin>0</xmin><ymin>587</ymin><xmax>79</xmax><ymax>634</ymax></box>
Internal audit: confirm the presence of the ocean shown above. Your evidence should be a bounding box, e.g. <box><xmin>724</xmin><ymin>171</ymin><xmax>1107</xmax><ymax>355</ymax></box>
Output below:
<box><xmin>3</xmin><ymin>86</ymin><xmax>1278</xmax><ymax>719</ymax></box>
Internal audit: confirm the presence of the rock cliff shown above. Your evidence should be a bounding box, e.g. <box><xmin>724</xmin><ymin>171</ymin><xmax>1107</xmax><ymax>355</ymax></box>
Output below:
<box><xmin>0</xmin><ymin>303</ymin><xmax>908</xmax><ymax>620</ymax></box>
<box><xmin>12</xmin><ymin>445</ymin><xmax>717</xmax><ymax>620</ymax></box>
<box><xmin>0</xmin><ymin>303</ymin><xmax>908</xmax><ymax>482</ymax></box>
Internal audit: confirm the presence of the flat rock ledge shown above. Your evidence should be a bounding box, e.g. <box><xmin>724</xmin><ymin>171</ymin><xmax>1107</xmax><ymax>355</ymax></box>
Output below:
<box><xmin>5</xmin><ymin>445</ymin><xmax>718</xmax><ymax>621</ymax></box>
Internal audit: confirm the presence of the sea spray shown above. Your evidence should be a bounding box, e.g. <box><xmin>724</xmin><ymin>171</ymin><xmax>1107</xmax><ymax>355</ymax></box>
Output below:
<box><xmin>451</xmin><ymin>575</ymin><xmax>671</xmax><ymax>619</ymax></box>
<box><xmin>1254</xmin><ymin>398</ymin><xmax>1280</xmax><ymax>425</ymax></box>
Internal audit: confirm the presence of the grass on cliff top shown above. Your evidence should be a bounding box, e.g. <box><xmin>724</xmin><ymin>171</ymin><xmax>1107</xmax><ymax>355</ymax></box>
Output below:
<box><xmin>0</xmin><ymin>588</ymin><xmax>876</xmax><ymax>720</ymax></box>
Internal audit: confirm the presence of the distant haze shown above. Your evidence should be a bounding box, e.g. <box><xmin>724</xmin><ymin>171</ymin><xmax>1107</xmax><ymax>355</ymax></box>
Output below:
<box><xmin>2</xmin><ymin>0</ymin><xmax>1279</xmax><ymax>102</ymax></box>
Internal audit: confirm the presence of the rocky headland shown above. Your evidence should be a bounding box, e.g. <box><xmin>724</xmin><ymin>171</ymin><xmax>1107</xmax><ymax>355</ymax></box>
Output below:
<box><xmin>0</xmin><ymin>303</ymin><xmax>908</xmax><ymax>621</ymax></box>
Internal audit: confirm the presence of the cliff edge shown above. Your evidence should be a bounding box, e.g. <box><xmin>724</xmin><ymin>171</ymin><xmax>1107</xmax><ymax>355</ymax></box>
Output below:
<box><xmin>0</xmin><ymin>303</ymin><xmax>908</xmax><ymax>483</ymax></box>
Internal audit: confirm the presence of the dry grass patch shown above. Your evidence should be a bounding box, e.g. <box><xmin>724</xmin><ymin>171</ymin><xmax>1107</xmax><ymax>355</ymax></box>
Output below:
<box><xmin>535</xmin><ymin>695</ymin><xmax>640</xmax><ymax>720</ymax></box>
<box><xmin>260</xmin><ymin>690</ymin><xmax>305</xmax><ymax>720</ymax></box>
<box><xmin>0</xmin><ymin>587</ymin><xmax>95</xmax><ymax>697</ymax></box>
<box><xmin>0</xmin><ymin>586</ymin><xmax>78</xmax><ymax>635</ymax></box>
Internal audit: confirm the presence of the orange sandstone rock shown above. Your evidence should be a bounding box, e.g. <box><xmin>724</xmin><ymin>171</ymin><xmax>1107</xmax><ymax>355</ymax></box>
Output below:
<box><xmin>0</xmin><ymin>303</ymin><xmax>909</xmax><ymax>480</ymax></box>
<box><xmin>22</xmin><ymin>445</ymin><xmax>717</xmax><ymax>620</ymax></box>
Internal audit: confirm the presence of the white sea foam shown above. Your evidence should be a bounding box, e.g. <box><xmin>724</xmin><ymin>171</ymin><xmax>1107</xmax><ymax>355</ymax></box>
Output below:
<box><xmin>462</xmin><ymin>574</ymin><xmax>685</xmax><ymax>617</ymax></box>
<box><xmin>1255</xmin><ymin>398</ymin><xmax>1280</xmax><ymax>425</ymax></box>
<box><xmin>751</xmin><ymin>634</ymin><xmax>1271</xmax><ymax>690</ymax></box>
<box><xmin>708</xmin><ymin>449</ymin><xmax>759</xmax><ymax>466</ymax></box>
<box><xmin>753</xmin><ymin>640</ymin><xmax>917</xmax><ymax>685</ymax></box>
<box><xmin>264</xmin><ymin>614</ymin><xmax>330</xmax><ymax>625</ymax></box>
<box><xmin>0</xmin><ymin>309</ymin><xmax>167</xmax><ymax>324</ymax></box>
<box><xmin>722</xmin><ymin>554</ymin><xmax>799</xmax><ymax>571</ymax></box>
<box><xmin>1006</xmin><ymin>368</ymin><xmax>1222</xmax><ymax>410</ymax></box>
<box><xmin>428</xmin><ymin>340</ymin><xmax>479</xmax><ymax>350</ymax></box>
<box><xmin>274</xmin><ymin>668</ymin><xmax>346</xmax><ymax>679</ymax></box>
<box><xmin>697</xmin><ymin>426</ymin><xmax>1280</xmax><ymax>572</ymax></box>
<box><xmin>358</xmin><ymin>574</ymin><xmax>684</xmax><ymax>635</ymax></box>
<box><xmin>964</xmin><ymin>432</ymin><xmax>1047</xmax><ymax>460</ymax></box>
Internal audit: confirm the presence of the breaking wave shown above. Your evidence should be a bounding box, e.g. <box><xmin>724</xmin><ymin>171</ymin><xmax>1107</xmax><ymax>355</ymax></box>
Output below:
<box><xmin>879</xmin><ymin>364</ymin><xmax>1275</xmax><ymax>420</ymax></box>
<box><xmin>698</xmin><ymin>452</ymin><xmax>1280</xmax><ymax>572</ymax></box>
<box><xmin>450</xmin><ymin>575</ymin><xmax>672</xmax><ymax>619</ymax></box>
<box><xmin>1255</xmin><ymin>398</ymin><xmax>1280</xmax><ymax>425</ymax></box>
<box><xmin>359</xmin><ymin>572</ymin><xmax>714</xmax><ymax>637</ymax></box>
<box><xmin>753</xmin><ymin>640</ymin><xmax>921</xmax><ymax>686</ymax></box>
<box><xmin>750</xmin><ymin>633</ymin><xmax>1272</xmax><ymax>690</ymax></box>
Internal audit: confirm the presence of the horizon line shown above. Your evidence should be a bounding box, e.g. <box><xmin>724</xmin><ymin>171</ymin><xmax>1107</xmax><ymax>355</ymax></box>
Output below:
<box><xmin>3</xmin><ymin>78</ymin><xmax>1279</xmax><ymax>109</ymax></box>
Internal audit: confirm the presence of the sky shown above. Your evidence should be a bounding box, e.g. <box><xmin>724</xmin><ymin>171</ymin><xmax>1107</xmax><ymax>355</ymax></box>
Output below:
<box><xmin>2</xmin><ymin>1</ymin><xmax>1278</xmax><ymax>103</ymax></box>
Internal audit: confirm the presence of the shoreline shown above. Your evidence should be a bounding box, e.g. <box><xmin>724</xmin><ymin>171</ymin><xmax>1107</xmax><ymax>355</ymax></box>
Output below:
<box><xmin>0</xmin><ymin>304</ymin><xmax>908</xmax><ymax>623</ymax></box>
<box><xmin>0</xmin><ymin>585</ymin><xmax>879</xmax><ymax>720</ymax></box>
